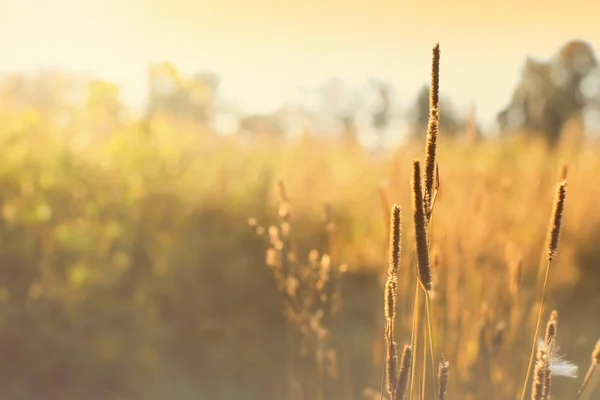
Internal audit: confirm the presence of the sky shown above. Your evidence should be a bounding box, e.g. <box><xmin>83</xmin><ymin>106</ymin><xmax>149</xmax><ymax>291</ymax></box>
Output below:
<box><xmin>1</xmin><ymin>0</ymin><xmax>600</xmax><ymax>130</ymax></box>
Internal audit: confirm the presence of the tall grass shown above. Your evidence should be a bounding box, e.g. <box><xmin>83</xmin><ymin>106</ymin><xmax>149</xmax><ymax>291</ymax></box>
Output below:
<box><xmin>374</xmin><ymin>44</ymin><xmax>599</xmax><ymax>400</ymax></box>
<box><xmin>0</xmin><ymin>58</ymin><xmax>600</xmax><ymax>399</ymax></box>
<box><xmin>255</xmin><ymin>44</ymin><xmax>600</xmax><ymax>400</ymax></box>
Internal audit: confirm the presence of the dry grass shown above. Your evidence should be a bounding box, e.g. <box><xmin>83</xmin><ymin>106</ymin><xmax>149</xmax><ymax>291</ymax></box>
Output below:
<box><xmin>252</xmin><ymin>44</ymin><xmax>600</xmax><ymax>400</ymax></box>
<box><xmin>245</xmin><ymin>130</ymin><xmax>600</xmax><ymax>400</ymax></box>
<box><xmin>2</xmin><ymin>51</ymin><xmax>600</xmax><ymax>400</ymax></box>
<box><xmin>376</xmin><ymin>44</ymin><xmax>600</xmax><ymax>400</ymax></box>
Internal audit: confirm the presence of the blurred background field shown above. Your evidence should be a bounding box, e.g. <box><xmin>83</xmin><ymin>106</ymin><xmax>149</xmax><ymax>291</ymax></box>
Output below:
<box><xmin>1</xmin><ymin>50</ymin><xmax>600</xmax><ymax>399</ymax></box>
<box><xmin>3</xmin><ymin>1</ymin><xmax>600</xmax><ymax>399</ymax></box>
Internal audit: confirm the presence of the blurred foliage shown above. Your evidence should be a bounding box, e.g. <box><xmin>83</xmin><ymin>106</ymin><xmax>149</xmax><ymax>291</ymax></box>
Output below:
<box><xmin>408</xmin><ymin>85</ymin><xmax>465</xmax><ymax>138</ymax></box>
<box><xmin>146</xmin><ymin>63</ymin><xmax>219</xmax><ymax>129</ymax></box>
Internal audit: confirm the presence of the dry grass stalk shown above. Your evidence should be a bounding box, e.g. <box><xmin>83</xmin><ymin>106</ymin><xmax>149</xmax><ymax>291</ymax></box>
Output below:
<box><xmin>395</xmin><ymin>345</ymin><xmax>413</xmax><ymax>400</ymax></box>
<box><xmin>250</xmin><ymin>180</ymin><xmax>348</xmax><ymax>400</ymax></box>
<box><xmin>409</xmin><ymin>279</ymin><xmax>421</xmax><ymax>400</ymax></box>
<box><xmin>424</xmin><ymin>44</ymin><xmax>440</xmax><ymax>216</ymax></box>
<box><xmin>520</xmin><ymin>171</ymin><xmax>567</xmax><ymax>400</ymax></box>
<box><xmin>383</xmin><ymin>205</ymin><xmax>402</xmax><ymax>400</ymax></box>
<box><xmin>575</xmin><ymin>339</ymin><xmax>600</xmax><ymax>400</ymax></box>
<box><xmin>385</xmin><ymin>204</ymin><xmax>402</xmax><ymax>330</ymax></box>
<box><xmin>542</xmin><ymin>311</ymin><xmax>558</xmax><ymax>400</ymax></box>
<box><xmin>415</xmin><ymin>44</ymin><xmax>441</xmax><ymax>400</ymax></box>
<box><xmin>386</xmin><ymin>339</ymin><xmax>399</xmax><ymax>398</ymax></box>
<box><xmin>241</xmin><ymin>44</ymin><xmax>600</xmax><ymax>400</ymax></box>
<box><xmin>438</xmin><ymin>355</ymin><xmax>448</xmax><ymax>400</ymax></box>
<box><xmin>411</xmin><ymin>160</ymin><xmax>432</xmax><ymax>291</ymax></box>
<box><xmin>545</xmin><ymin>310</ymin><xmax>558</xmax><ymax>347</ymax></box>
<box><xmin>421</xmin><ymin>319</ymin><xmax>428</xmax><ymax>400</ymax></box>
<box><xmin>531</xmin><ymin>347</ymin><xmax>550</xmax><ymax>400</ymax></box>
<box><xmin>385</xmin><ymin>279</ymin><xmax>398</xmax><ymax>330</ymax></box>
<box><xmin>389</xmin><ymin>205</ymin><xmax>402</xmax><ymax>278</ymax></box>
<box><xmin>547</xmin><ymin>179</ymin><xmax>567</xmax><ymax>262</ymax></box>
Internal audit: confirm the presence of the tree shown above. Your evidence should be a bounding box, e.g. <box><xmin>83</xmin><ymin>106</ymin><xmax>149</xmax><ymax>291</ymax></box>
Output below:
<box><xmin>146</xmin><ymin>63</ymin><xmax>219</xmax><ymax>130</ymax></box>
<box><xmin>408</xmin><ymin>85</ymin><xmax>463</xmax><ymax>139</ymax></box>
<box><xmin>497</xmin><ymin>40</ymin><xmax>598</xmax><ymax>145</ymax></box>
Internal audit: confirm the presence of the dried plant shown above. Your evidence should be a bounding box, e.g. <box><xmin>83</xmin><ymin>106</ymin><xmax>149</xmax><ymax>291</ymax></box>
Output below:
<box><xmin>438</xmin><ymin>355</ymin><xmax>449</xmax><ymax>400</ymax></box>
<box><xmin>520</xmin><ymin>174</ymin><xmax>567</xmax><ymax>400</ymax></box>
<box><xmin>531</xmin><ymin>346</ymin><xmax>550</xmax><ymax>400</ymax></box>
<box><xmin>249</xmin><ymin>180</ymin><xmax>347</xmax><ymax>399</ymax></box>
<box><xmin>395</xmin><ymin>345</ymin><xmax>413</xmax><ymax>400</ymax></box>
<box><xmin>575</xmin><ymin>339</ymin><xmax>600</xmax><ymax>400</ymax></box>
<box><xmin>424</xmin><ymin>43</ymin><xmax>440</xmax><ymax>217</ymax></box>
<box><xmin>249</xmin><ymin>43</ymin><xmax>600</xmax><ymax>400</ymax></box>
<box><xmin>411</xmin><ymin>160</ymin><xmax>432</xmax><ymax>292</ymax></box>
<box><xmin>386</xmin><ymin>340</ymin><xmax>399</xmax><ymax>397</ymax></box>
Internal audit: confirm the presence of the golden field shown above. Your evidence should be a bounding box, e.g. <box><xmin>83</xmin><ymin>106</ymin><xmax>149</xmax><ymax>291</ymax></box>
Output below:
<box><xmin>0</xmin><ymin>94</ymin><xmax>600</xmax><ymax>400</ymax></box>
<box><xmin>2</xmin><ymin>38</ymin><xmax>600</xmax><ymax>398</ymax></box>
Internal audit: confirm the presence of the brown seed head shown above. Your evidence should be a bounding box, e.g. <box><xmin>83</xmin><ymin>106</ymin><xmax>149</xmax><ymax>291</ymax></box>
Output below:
<box><xmin>545</xmin><ymin>310</ymin><xmax>558</xmax><ymax>348</ymax></box>
<box><xmin>438</xmin><ymin>355</ymin><xmax>449</xmax><ymax>400</ymax></box>
<box><xmin>412</xmin><ymin>160</ymin><xmax>432</xmax><ymax>291</ymax></box>
<box><xmin>424</xmin><ymin>44</ymin><xmax>441</xmax><ymax>213</ymax></box>
<box><xmin>430</xmin><ymin>44</ymin><xmax>440</xmax><ymax>110</ymax></box>
<box><xmin>394</xmin><ymin>345</ymin><xmax>413</xmax><ymax>400</ymax></box>
<box><xmin>547</xmin><ymin>179</ymin><xmax>567</xmax><ymax>262</ymax></box>
<box><xmin>386</xmin><ymin>341</ymin><xmax>399</xmax><ymax>396</ymax></box>
<box><xmin>389</xmin><ymin>205</ymin><xmax>402</xmax><ymax>277</ymax></box>
<box><xmin>542</xmin><ymin>356</ymin><xmax>552</xmax><ymax>400</ymax></box>
<box><xmin>384</xmin><ymin>278</ymin><xmax>397</xmax><ymax>322</ymax></box>
<box><xmin>531</xmin><ymin>347</ymin><xmax>550</xmax><ymax>400</ymax></box>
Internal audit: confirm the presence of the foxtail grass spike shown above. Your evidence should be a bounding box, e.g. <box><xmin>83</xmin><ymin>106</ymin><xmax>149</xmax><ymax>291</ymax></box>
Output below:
<box><xmin>386</xmin><ymin>340</ymin><xmax>399</xmax><ymax>397</ymax></box>
<box><xmin>547</xmin><ymin>179</ymin><xmax>567</xmax><ymax>262</ymax></box>
<box><xmin>424</xmin><ymin>44</ymin><xmax>441</xmax><ymax>214</ymax></box>
<box><xmin>438</xmin><ymin>355</ymin><xmax>449</xmax><ymax>400</ymax></box>
<box><xmin>385</xmin><ymin>278</ymin><xmax>398</xmax><ymax>323</ymax></box>
<box><xmin>395</xmin><ymin>345</ymin><xmax>413</xmax><ymax>400</ymax></box>
<box><xmin>545</xmin><ymin>310</ymin><xmax>558</xmax><ymax>347</ymax></box>
<box><xmin>389</xmin><ymin>205</ymin><xmax>402</xmax><ymax>277</ymax></box>
<box><xmin>576</xmin><ymin>339</ymin><xmax>600</xmax><ymax>400</ymax></box>
<box><xmin>531</xmin><ymin>347</ymin><xmax>550</xmax><ymax>400</ymax></box>
<box><xmin>412</xmin><ymin>160</ymin><xmax>432</xmax><ymax>291</ymax></box>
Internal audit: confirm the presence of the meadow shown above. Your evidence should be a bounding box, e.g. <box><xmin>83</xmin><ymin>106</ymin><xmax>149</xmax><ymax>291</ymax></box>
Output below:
<box><xmin>1</xmin><ymin>50</ymin><xmax>600</xmax><ymax>400</ymax></box>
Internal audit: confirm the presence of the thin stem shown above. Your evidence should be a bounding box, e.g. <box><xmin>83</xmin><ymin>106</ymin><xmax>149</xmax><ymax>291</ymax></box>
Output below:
<box><xmin>575</xmin><ymin>364</ymin><xmax>597</xmax><ymax>400</ymax></box>
<box><xmin>519</xmin><ymin>259</ymin><xmax>552</xmax><ymax>400</ymax></box>
<box><xmin>421</xmin><ymin>312</ymin><xmax>427</xmax><ymax>400</ymax></box>
<box><xmin>425</xmin><ymin>292</ymin><xmax>438</xmax><ymax>399</ymax></box>
<box><xmin>381</xmin><ymin>320</ymin><xmax>389</xmax><ymax>400</ymax></box>
<box><xmin>427</xmin><ymin>190</ymin><xmax>439</xmax><ymax>226</ymax></box>
<box><xmin>425</xmin><ymin>187</ymin><xmax>438</xmax><ymax>399</ymax></box>
<box><xmin>409</xmin><ymin>280</ymin><xmax>421</xmax><ymax>400</ymax></box>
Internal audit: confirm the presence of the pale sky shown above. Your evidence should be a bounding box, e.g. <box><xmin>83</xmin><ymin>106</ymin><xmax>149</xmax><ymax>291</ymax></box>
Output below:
<box><xmin>1</xmin><ymin>0</ymin><xmax>599</xmax><ymax>128</ymax></box>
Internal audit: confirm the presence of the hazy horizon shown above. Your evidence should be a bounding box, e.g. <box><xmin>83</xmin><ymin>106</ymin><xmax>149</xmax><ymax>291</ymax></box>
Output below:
<box><xmin>2</xmin><ymin>0</ymin><xmax>600</xmax><ymax>130</ymax></box>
